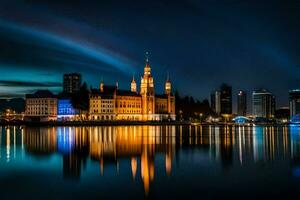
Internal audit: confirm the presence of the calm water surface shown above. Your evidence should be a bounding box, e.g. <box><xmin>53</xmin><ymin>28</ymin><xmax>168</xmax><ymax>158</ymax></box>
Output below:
<box><xmin>0</xmin><ymin>125</ymin><xmax>300</xmax><ymax>199</ymax></box>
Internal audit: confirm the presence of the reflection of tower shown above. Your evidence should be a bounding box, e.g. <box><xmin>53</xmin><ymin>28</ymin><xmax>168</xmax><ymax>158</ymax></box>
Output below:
<box><xmin>141</xmin><ymin>146</ymin><xmax>155</xmax><ymax>196</ymax></box>
<box><xmin>131</xmin><ymin>157</ymin><xmax>137</xmax><ymax>180</ymax></box>
<box><xmin>140</xmin><ymin>52</ymin><xmax>155</xmax><ymax>120</ymax></box>
<box><xmin>63</xmin><ymin>154</ymin><xmax>81</xmax><ymax>179</ymax></box>
<box><xmin>220</xmin><ymin>126</ymin><xmax>233</xmax><ymax>169</ymax></box>
<box><xmin>165</xmin><ymin>152</ymin><xmax>172</xmax><ymax>176</ymax></box>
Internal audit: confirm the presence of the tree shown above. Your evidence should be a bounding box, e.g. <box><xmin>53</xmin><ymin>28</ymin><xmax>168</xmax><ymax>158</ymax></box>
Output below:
<box><xmin>71</xmin><ymin>82</ymin><xmax>90</xmax><ymax>119</ymax></box>
<box><xmin>175</xmin><ymin>90</ymin><xmax>214</xmax><ymax>121</ymax></box>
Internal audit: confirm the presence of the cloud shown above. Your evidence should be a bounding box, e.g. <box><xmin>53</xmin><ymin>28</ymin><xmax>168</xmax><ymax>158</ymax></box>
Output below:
<box><xmin>0</xmin><ymin>80</ymin><xmax>62</xmax><ymax>87</ymax></box>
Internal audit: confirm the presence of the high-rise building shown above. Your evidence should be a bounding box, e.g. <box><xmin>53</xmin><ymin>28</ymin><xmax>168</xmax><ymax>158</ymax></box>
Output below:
<box><xmin>211</xmin><ymin>90</ymin><xmax>221</xmax><ymax>114</ymax></box>
<box><xmin>289</xmin><ymin>89</ymin><xmax>300</xmax><ymax>118</ymax></box>
<box><xmin>63</xmin><ymin>73</ymin><xmax>82</xmax><ymax>94</ymax></box>
<box><xmin>252</xmin><ymin>89</ymin><xmax>274</xmax><ymax>118</ymax></box>
<box><xmin>237</xmin><ymin>90</ymin><xmax>247</xmax><ymax>116</ymax></box>
<box><xmin>220</xmin><ymin>84</ymin><xmax>232</xmax><ymax>114</ymax></box>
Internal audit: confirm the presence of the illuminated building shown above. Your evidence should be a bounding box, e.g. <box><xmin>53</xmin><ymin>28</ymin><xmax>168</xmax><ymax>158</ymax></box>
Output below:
<box><xmin>57</xmin><ymin>99</ymin><xmax>78</xmax><ymax>121</ymax></box>
<box><xmin>289</xmin><ymin>89</ymin><xmax>300</xmax><ymax>118</ymax></box>
<box><xmin>89</xmin><ymin>86</ymin><xmax>116</xmax><ymax>120</ymax></box>
<box><xmin>63</xmin><ymin>73</ymin><xmax>82</xmax><ymax>94</ymax></box>
<box><xmin>89</xmin><ymin>54</ymin><xmax>176</xmax><ymax>121</ymax></box>
<box><xmin>116</xmin><ymin>90</ymin><xmax>142</xmax><ymax>120</ymax></box>
<box><xmin>131</xmin><ymin>75</ymin><xmax>137</xmax><ymax>93</ymax></box>
<box><xmin>211</xmin><ymin>90</ymin><xmax>221</xmax><ymax>114</ymax></box>
<box><xmin>25</xmin><ymin>90</ymin><xmax>57</xmax><ymax>121</ymax></box>
<box><xmin>252</xmin><ymin>89</ymin><xmax>275</xmax><ymax>118</ymax></box>
<box><xmin>237</xmin><ymin>90</ymin><xmax>247</xmax><ymax>116</ymax></box>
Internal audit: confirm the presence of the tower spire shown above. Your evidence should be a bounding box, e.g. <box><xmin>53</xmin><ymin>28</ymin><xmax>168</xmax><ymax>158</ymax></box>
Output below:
<box><xmin>100</xmin><ymin>75</ymin><xmax>104</xmax><ymax>92</ymax></box>
<box><xmin>131</xmin><ymin>72</ymin><xmax>137</xmax><ymax>93</ymax></box>
<box><xmin>145</xmin><ymin>51</ymin><xmax>149</xmax><ymax>63</ymax></box>
<box><xmin>167</xmin><ymin>71</ymin><xmax>170</xmax><ymax>81</ymax></box>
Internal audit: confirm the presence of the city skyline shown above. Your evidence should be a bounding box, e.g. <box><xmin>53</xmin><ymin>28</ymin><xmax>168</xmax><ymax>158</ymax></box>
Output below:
<box><xmin>1</xmin><ymin>1</ymin><xmax>300</xmax><ymax>109</ymax></box>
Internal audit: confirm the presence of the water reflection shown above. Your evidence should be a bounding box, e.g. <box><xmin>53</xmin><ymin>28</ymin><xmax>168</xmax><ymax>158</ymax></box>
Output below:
<box><xmin>1</xmin><ymin>125</ymin><xmax>300</xmax><ymax>197</ymax></box>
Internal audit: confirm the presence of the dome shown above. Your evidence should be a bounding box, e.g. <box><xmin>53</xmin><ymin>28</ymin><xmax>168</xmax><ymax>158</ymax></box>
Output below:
<box><xmin>232</xmin><ymin>116</ymin><xmax>250</xmax><ymax>124</ymax></box>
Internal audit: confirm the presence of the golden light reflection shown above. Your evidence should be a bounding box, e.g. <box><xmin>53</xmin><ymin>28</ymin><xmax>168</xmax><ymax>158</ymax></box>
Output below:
<box><xmin>1</xmin><ymin>125</ymin><xmax>300</xmax><ymax>196</ymax></box>
<box><xmin>131</xmin><ymin>157</ymin><xmax>137</xmax><ymax>180</ymax></box>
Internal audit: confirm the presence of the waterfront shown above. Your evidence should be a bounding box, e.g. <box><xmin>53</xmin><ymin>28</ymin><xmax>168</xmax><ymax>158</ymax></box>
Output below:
<box><xmin>0</xmin><ymin>125</ymin><xmax>300</xmax><ymax>199</ymax></box>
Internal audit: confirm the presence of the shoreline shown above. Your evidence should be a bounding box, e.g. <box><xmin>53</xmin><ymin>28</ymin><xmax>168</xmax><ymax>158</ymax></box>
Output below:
<box><xmin>0</xmin><ymin>120</ymin><xmax>191</xmax><ymax>127</ymax></box>
<box><xmin>0</xmin><ymin>120</ymin><xmax>294</xmax><ymax>127</ymax></box>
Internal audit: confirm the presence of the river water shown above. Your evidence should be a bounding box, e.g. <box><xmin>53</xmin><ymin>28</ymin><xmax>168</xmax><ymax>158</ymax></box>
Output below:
<box><xmin>0</xmin><ymin>125</ymin><xmax>300</xmax><ymax>199</ymax></box>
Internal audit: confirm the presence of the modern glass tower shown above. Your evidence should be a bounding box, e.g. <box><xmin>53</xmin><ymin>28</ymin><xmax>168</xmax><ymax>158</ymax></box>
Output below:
<box><xmin>252</xmin><ymin>89</ymin><xmax>274</xmax><ymax>118</ymax></box>
<box><xmin>289</xmin><ymin>89</ymin><xmax>300</xmax><ymax>118</ymax></box>
<box><xmin>220</xmin><ymin>84</ymin><xmax>232</xmax><ymax>115</ymax></box>
<box><xmin>237</xmin><ymin>90</ymin><xmax>247</xmax><ymax>116</ymax></box>
<box><xmin>63</xmin><ymin>73</ymin><xmax>82</xmax><ymax>94</ymax></box>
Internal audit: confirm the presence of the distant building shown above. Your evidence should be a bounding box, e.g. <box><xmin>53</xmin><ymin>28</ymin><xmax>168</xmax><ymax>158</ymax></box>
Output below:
<box><xmin>252</xmin><ymin>89</ymin><xmax>274</xmax><ymax>118</ymax></box>
<box><xmin>89</xmin><ymin>54</ymin><xmax>175</xmax><ymax>121</ymax></box>
<box><xmin>237</xmin><ymin>90</ymin><xmax>247</xmax><ymax>116</ymax></box>
<box><xmin>220</xmin><ymin>84</ymin><xmax>232</xmax><ymax>115</ymax></box>
<box><xmin>289</xmin><ymin>89</ymin><xmax>300</xmax><ymax>118</ymax></box>
<box><xmin>63</xmin><ymin>73</ymin><xmax>82</xmax><ymax>94</ymax></box>
<box><xmin>25</xmin><ymin>90</ymin><xmax>57</xmax><ymax>121</ymax></box>
<box><xmin>275</xmin><ymin>107</ymin><xmax>290</xmax><ymax>122</ymax></box>
<box><xmin>210</xmin><ymin>90</ymin><xmax>221</xmax><ymax>114</ymax></box>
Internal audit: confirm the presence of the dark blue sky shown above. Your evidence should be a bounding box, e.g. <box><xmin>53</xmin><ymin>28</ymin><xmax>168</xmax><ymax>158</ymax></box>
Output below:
<box><xmin>1</xmin><ymin>0</ymin><xmax>300</xmax><ymax>110</ymax></box>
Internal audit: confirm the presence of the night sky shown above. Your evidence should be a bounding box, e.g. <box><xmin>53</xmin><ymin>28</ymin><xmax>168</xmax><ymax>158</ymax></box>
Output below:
<box><xmin>1</xmin><ymin>0</ymin><xmax>300</xmax><ymax>111</ymax></box>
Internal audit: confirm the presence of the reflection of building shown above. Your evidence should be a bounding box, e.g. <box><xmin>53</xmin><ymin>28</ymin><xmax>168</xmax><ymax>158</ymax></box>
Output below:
<box><xmin>63</xmin><ymin>73</ymin><xmax>82</xmax><ymax>94</ymax></box>
<box><xmin>24</xmin><ymin>127</ymin><xmax>57</xmax><ymax>156</ymax></box>
<box><xmin>88</xmin><ymin>126</ymin><xmax>176</xmax><ymax>195</ymax></box>
<box><xmin>25</xmin><ymin>90</ymin><xmax>57</xmax><ymax>121</ymax></box>
<box><xmin>252</xmin><ymin>89</ymin><xmax>275</xmax><ymax>118</ymax></box>
<box><xmin>237</xmin><ymin>90</ymin><xmax>247</xmax><ymax>116</ymax></box>
<box><xmin>289</xmin><ymin>89</ymin><xmax>300</xmax><ymax>118</ymax></box>
<box><xmin>89</xmin><ymin>55</ymin><xmax>176</xmax><ymax>121</ymax></box>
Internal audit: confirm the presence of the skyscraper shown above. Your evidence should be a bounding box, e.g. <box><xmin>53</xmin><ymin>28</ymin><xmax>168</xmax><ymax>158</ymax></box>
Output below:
<box><xmin>252</xmin><ymin>89</ymin><xmax>274</xmax><ymax>118</ymax></box>
<box><xmin>237</xmin><ymin>90</ymin><xmax>247</xmax><ymax>116</ymax></box>
<box><xmin>289</xmin><ymin>89</ymin><xmax>300</xmax><ymax>118</ymax></box>
<box><xmin>63</xmin><ymin>73</ymin><xmax>82</xmax><ymax>94</ymax></box>
<box><xmin>210</xmin><ymin>90</ymin><xmax>221</xmax><ymax>114</ymax></box>
<box><xmin>220</xmin><ymin>84</ymin><xmax>232</xmax><ymax>115</ymax></box>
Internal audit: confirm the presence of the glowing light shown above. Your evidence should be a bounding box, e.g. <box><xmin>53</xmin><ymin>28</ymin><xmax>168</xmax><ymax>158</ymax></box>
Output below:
<box><xmin>0</xmin><ymin>19</ymin><xmax>135</xmax><ymax>74</ymax></box>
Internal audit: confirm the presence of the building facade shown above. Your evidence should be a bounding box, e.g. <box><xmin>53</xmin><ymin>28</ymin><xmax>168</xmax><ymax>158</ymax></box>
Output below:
<box><xmin>63</xmin><ymin>73</ymin><xmax>82</xmax><ymax>94</ymax></box>
<box><xmin>89</xmin><ymin>56</ymin><xmax>176</xmax><ymax>121</ymax></box>
<box><xmin>237</xmin><ymin>90</ymin><xmax>247</xmax><ymax>116</ymax></box>
<box><xmin>220</xmin><ymin>84</ymin><xmax>232</xmax><ymax>115</ymax></box>
<box><xmin>57</xmin><ymin>99</ymin><xmax>78</xmax><ymax>121</ymax></box>
<box><xmin>289</xmin><ymin>89</ymin><xmax>300</xmax><ymax>118</ymax></box>
<box><xmin>211</xmin><ymin>90</ymin><xmax>221</xmax><ymax>114</ymax></box>
<box><xmin>25</xmin><ymin>90</ymin><xmax>57</xmax><ymax>121</ymax></box>
<box><xmin>89</xmin><ymin>87</ymin><xmax>116</xmax><ymax>121</ymax></box>
<box><xmin>252</xmin><ymin>89</ymin><xmax>275</xmax><ymax>119</ymax></box>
